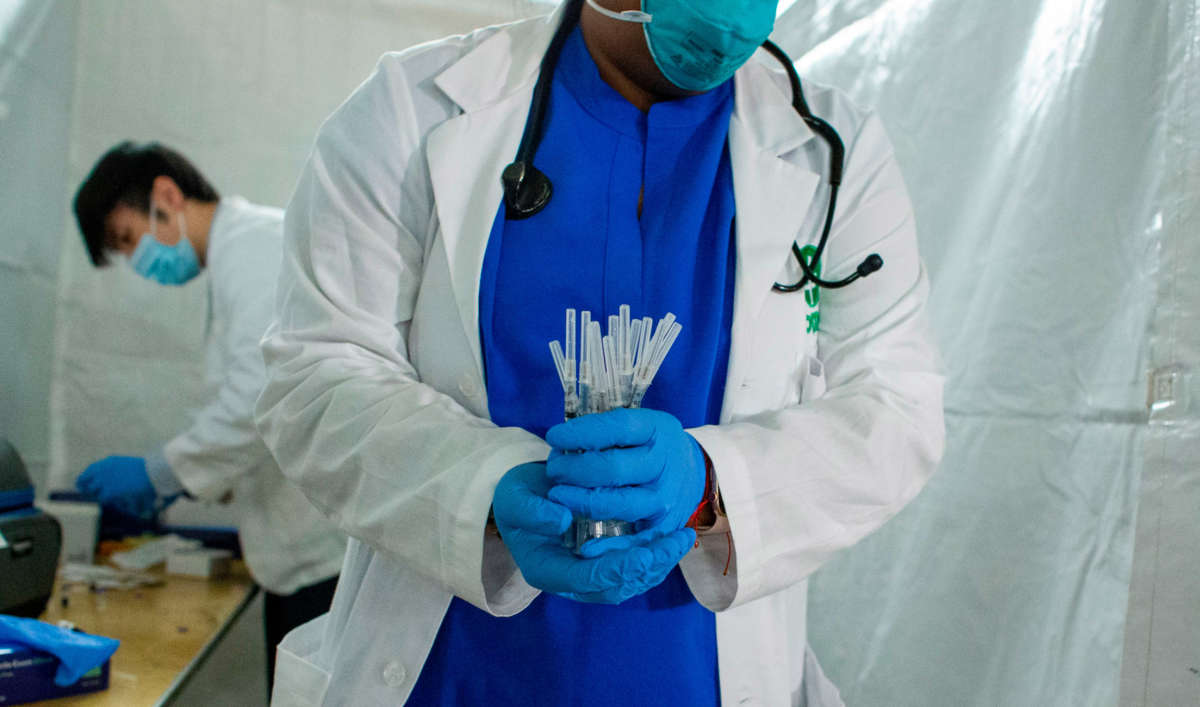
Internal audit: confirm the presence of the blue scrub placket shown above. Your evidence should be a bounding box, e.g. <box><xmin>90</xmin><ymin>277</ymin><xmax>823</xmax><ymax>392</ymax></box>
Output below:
<box><xmin>409</xmin><ymin>27</ymin><xmax>736</xmax><ymax>706</ymax></box>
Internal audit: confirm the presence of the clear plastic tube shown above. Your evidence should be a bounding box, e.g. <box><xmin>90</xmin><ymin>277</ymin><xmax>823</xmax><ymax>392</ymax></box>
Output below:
<box><xmin>565</xmin><ymin>309</ymin><xmax>577</xmax><ymax>383</ymax></box>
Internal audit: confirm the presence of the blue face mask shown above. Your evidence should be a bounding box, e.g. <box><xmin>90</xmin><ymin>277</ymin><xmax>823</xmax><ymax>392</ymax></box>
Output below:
<box><xmin>129</xmin><ymin>203</ymin><xmax>199</xmax><ymax>286</ymax></box>
<box><xmin>585</xmin><ymin>0</ymin><xmax>778</xmax><ymax>93</ymax></box>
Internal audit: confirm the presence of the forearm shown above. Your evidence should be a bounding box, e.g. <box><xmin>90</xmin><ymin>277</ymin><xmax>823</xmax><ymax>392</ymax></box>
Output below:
<box><xmin>144</xmin><ymin>452</ymin><xmax>186</xmax><ymax>498</ymax></box>
<box><xmin>256</xmin><ymin>340</ymin><xmax>548</xmax><ymax>611</ymax></box>
<box><xmin>682</xmin><ymin>268</ymin><xmax>944</xmax><ymax>610</ymax></box>
<box><xmin>164</xmin><ymin>380</ymin><xmax>270</xmax><ymax>500</ymax></box>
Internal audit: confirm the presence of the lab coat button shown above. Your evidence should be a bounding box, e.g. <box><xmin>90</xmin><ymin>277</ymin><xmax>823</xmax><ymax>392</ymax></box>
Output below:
<box><xmin>381</xmin><ymin>660</ymin><xmax>406</xmax><ymax>687</ymax></box>
<box><xmin>458</xmin><ymin>376</ymin><xmax>480</xmax><ymax>399</ymax></box>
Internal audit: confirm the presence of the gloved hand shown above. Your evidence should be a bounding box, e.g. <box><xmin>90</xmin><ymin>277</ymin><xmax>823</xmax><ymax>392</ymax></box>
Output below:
<box><xmin>75</xmin><ymin>456</ymin><xmax>158</xmax><ymax>519</ymax></box>
<box><xmin>493</xmin><ymin>461</ymin><xmax>696</xmax><ymax>604</ymax></box>
<box><xmin>545</xmin><ymin>408</ymin><xmax>706</xmax><ymax>556</ymax></box>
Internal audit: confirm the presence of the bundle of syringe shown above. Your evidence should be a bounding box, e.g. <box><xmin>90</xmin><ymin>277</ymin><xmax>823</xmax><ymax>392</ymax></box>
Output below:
<box><xmin>547</xmin><ymin>305</ymin><xmax>682</xmax><ymax>552</ymax></box>
<box><xmin>548</xmin><ymin>304</ymin><xmax>682</xmax><ymax>420</ymax></box>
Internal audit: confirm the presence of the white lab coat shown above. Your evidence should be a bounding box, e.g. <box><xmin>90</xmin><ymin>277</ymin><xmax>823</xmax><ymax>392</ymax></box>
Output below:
<box><xmin>163</xmin><ymin>196</ymin><xmax>346</xmax><ymax>595</ymax></box>
<box><xmin>256</xmin><ymin>6</ymin><xmax>944</xmax><ymax>706</ymax></box>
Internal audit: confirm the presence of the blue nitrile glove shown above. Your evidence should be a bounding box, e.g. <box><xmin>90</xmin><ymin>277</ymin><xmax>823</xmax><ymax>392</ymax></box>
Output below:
<box><xmin>493</xmin><ymin>461</ymin><xmax>697</xmax><ymax>604</ymax></box>
<box><xmin>75</xmin><ymin>455</ymin><xmax>158</xmax><ymax>519</ymax></box>
<box><xmin>0</xmin><ymin>615</ymin><xmax>119</xmax><ymax>687</ymax></box>
<box><xmin>545</xmin><ymin>408</ymin><xmax>707</xmax><ymax>556</ymax></box>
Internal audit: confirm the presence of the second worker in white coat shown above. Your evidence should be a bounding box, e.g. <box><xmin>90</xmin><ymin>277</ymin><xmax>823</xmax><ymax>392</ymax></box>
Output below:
<box><xmin>72</xmin><ymin>142</ymin><xmax>347</xmax><ymax>690</ymax></box>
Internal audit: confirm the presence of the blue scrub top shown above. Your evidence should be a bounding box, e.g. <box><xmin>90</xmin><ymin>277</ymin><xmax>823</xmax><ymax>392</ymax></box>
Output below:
<box><xmin>408</xmin><ymin>27</ymin><xmax>736</xmax><ymax>706</ymax></box>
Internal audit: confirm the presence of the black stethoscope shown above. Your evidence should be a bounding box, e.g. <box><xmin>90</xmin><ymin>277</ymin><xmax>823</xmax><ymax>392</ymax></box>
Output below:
<box><xmin>500</xmin><ymin>0</ymin><xmax>882</xmax><ymax>292</ymax></box>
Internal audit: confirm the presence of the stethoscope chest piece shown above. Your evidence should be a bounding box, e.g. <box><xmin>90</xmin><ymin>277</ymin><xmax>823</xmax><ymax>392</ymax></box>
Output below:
<box><xmin>502</xmin><ymin>160</ymin><xmax>553</xmax><ymax>220</ymax></box>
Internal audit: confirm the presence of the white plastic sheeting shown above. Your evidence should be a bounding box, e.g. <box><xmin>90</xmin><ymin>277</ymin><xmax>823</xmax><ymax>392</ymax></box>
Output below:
<box><xmin>0</xmin><ymin>0</ymin><xmax>75</xmax><ymax>488</ymax></box>
<box><xmin>1121</xmin><ymin>3</ymin><xmax>1200</xmax><ymax>704</ymax></box>
<box><xmin>772</xmin><ymin>0</ymin><xmax>1190</xmax><ymax>705</ymax></box>
<box><xmin>1</xmin><ymin>0</ymin><xmax>1193</xmax><ymax>703</ymax></box>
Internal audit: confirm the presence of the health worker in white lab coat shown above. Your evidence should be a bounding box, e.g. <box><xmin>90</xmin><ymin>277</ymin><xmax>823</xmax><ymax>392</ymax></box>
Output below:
<box><xmin>71</xmin><ymin>142</ymin><xmax>347</xmax><ymax>689</ymax></box>
<box><xmin>255</xmin><ymin>1</ymin><xmax>945</xmax><ymax>705</ymax></box>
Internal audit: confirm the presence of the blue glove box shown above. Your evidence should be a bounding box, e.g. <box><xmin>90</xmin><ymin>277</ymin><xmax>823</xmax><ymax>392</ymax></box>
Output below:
<box><xmin>0</xmin><ymin>641</ymin><xmax>110</xmax><ymax>704</ymax></box>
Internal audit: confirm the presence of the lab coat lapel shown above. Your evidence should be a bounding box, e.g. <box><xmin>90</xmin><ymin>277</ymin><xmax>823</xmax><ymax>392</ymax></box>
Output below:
<box><xmin>426</xmin><ymin>14</ymin><xmax>819</xmax><ymax>398</ymax></box>
<box><xmin>723</xmin><ymin>60</ymin><xmax>821</xmax><ymax>419</ymax></box>
<box><xmin>425</xmin><ymin>8</ymin><xmax>565</xmax><ymax>382</ymax></box>
<box><xmin>426</xmin><ymin>96</ymin><xmax>531</xmax><ymax>385</ymax></box>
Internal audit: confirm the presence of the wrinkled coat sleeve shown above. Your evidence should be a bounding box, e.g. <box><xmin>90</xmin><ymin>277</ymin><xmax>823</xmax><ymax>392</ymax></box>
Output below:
<box><xmin>682</xmin><ymin>107</ymin><xmax>945</xmax><ymax>611</ymax></box>
<box><xmin>163</xmin><ymin>224</ymin><xmax>279</xmax><ymax>502</ymax></box>
<box><xmin>254</xmin><ymin>55</ymin><xmax>547</xmax><ymax>614</ymax></box>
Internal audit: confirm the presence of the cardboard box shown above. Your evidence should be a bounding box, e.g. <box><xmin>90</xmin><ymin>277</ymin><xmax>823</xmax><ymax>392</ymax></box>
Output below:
<box><xmin>0</xmin><ymin>642</ymin><xmax>110</xmax><ymax>705</ymax></box>
<box><xmin>166</xmin><ymin>547</ymin><xmax>233</xmax><ymax>579</ymax></box>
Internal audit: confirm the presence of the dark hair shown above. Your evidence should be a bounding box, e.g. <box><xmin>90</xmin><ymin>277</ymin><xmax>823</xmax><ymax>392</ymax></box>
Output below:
<box><xmin>73</xmin><ymin>141</ymin><xmax>219</xmax><ymax>266</ymax></box>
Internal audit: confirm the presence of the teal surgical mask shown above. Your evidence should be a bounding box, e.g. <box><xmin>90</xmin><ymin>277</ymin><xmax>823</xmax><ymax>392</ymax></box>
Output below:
<box><xmin>130</xmin><ymin>201</ymin><xmax>199</xmax><ymax>286</ymax></box>
<box><xmin>585</xmin><ymin>0</ymin><xmax>778</xmax><ymax>92</ymax></box>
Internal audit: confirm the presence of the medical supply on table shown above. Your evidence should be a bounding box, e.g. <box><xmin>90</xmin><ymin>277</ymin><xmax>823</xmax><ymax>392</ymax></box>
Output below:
<box><xmin>35</xmin><ymin>500</ymin><xmax>100</xmax><ymax>565</ymax></box>
<box><xmin>167</xmin><ymin>546</ymin><xmax>233</xmax><ymax>579</ymax></box>
<box><xmin>109</xmin><ymin>533</ymin><xmax>202</xmax><ymax>571</ymax></box>
<box><xmin>0</xmin><ymin>640</ymin><xmax>111</xmax><ymax>705</ymax></box>
<box><xmin>58</xmin><ymin>562</ymin><xmax>161</xmax><ymax>590</ymax></box>
<box><xmin>549</xmin><ymin>305</ymin><xmax>683</xmax><ymax>552</ymax></box>
<box><xmin>501</xmin><ymin>0</ymin><xmax>883</xmax><ymax>292</ymax></box>
<box><xmin>0</xmin><ymin>615</ymin><xmax>117</xmax><ymax>690</ymax></box>
<box><xmin>0</xmin><ymin>439</ymin><xmax>62</xmax><ymax>618</ymax></box>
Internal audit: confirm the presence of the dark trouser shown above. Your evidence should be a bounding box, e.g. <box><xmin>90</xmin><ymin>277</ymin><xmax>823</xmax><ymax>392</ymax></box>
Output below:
<box><xmin>263</xmin><ymin>575</ymin><xmax>339</xmax><ymax>692</ymax></box>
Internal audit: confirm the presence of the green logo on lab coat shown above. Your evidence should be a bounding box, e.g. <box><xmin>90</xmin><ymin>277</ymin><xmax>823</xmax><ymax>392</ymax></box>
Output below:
<box><xmin>801</xmin><ymin>244</ymin><xmax>820</xmax><ymax>333</ymax></box>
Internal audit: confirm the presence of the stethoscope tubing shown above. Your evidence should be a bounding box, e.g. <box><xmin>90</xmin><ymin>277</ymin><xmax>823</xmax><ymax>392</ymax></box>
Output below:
<box><xmin>502</xmin><ymin>0</ymin><xmax>881</xmax><ymax>293</ymax></box>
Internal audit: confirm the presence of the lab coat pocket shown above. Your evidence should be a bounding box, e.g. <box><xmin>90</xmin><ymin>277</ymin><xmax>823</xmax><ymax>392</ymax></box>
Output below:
<box><xmin>798</xmin><ymin>643</ymin><xmax>846</xmax><ymax>707</ymax></box>
<box><xmin>271</xmin><ymin>615</ymin><xmax>332</xmax><ymax>707</ymax></box>
<box><xmin>799</xmin><ymin>355</ymin><xmax>827</xmax><ymax>404</ymax></box>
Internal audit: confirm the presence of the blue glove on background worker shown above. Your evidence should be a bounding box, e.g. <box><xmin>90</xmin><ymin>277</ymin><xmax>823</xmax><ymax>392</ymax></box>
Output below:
<box><xmin>546</xmin><ymin>408</ymin><xmax>707</xmax><ymax>555</ymax></box>
<box><xmin>493</xmin><ymin>461</ymin><xmax>696</xmax><ymax>604</ymax></box>
<box><xmin>75</xmin><ymin>454</ymin><xmax>182</xmax><ymax>519</ymax></box>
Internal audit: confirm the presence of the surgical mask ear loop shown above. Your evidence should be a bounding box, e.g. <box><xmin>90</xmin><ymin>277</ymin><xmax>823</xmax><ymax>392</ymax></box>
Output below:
<box><xmin>149</xmin><ymin>197</ymin><xmax>189</xmax><ymax>249</ymax></box>
<box><xmin>148</xmin><ymin>196</ymin><xmax>159</xmax><ymax>242</ymax></box>
<box><xmin>584</xmin><ymin>0</ymin><xmax>651</xmax><ymax>24</ymax></box>
<box><xmin>176</xmin><ymin>208</ymin><xmax>188</xmax><ymax>248</ymax></box>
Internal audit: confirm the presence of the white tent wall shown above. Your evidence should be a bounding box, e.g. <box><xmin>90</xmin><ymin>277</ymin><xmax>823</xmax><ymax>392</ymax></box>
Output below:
<box><xmin>771</xmin><ymin>0</ymin><xmax>1192</xmax><ymax>705</ymax></box>
<box><xmin>0</xmin><ymin>0</ymin><xmax>76</xmax><ymax>492</ymax></box>
<box><xmin>3</xmin><ymin>0</ymin><xmax>1190</xmax><ymax>703</ymax></box>
<box><xmin>45</xmin><ymin>0</ymin><xmax>553</xmax><ymax>524</ymax></box>
<box><xmin>1121</xmin><ymin>3</ymin><xmax>1200</xmax><ymax>704</ymax></box>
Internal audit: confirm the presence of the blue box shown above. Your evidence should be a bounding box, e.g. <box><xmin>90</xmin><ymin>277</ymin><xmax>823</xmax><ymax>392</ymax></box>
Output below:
<box><xmin>0</xmin><ymin>642</ymin><xmax>110</xmax><ymax>704</ymax></box>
